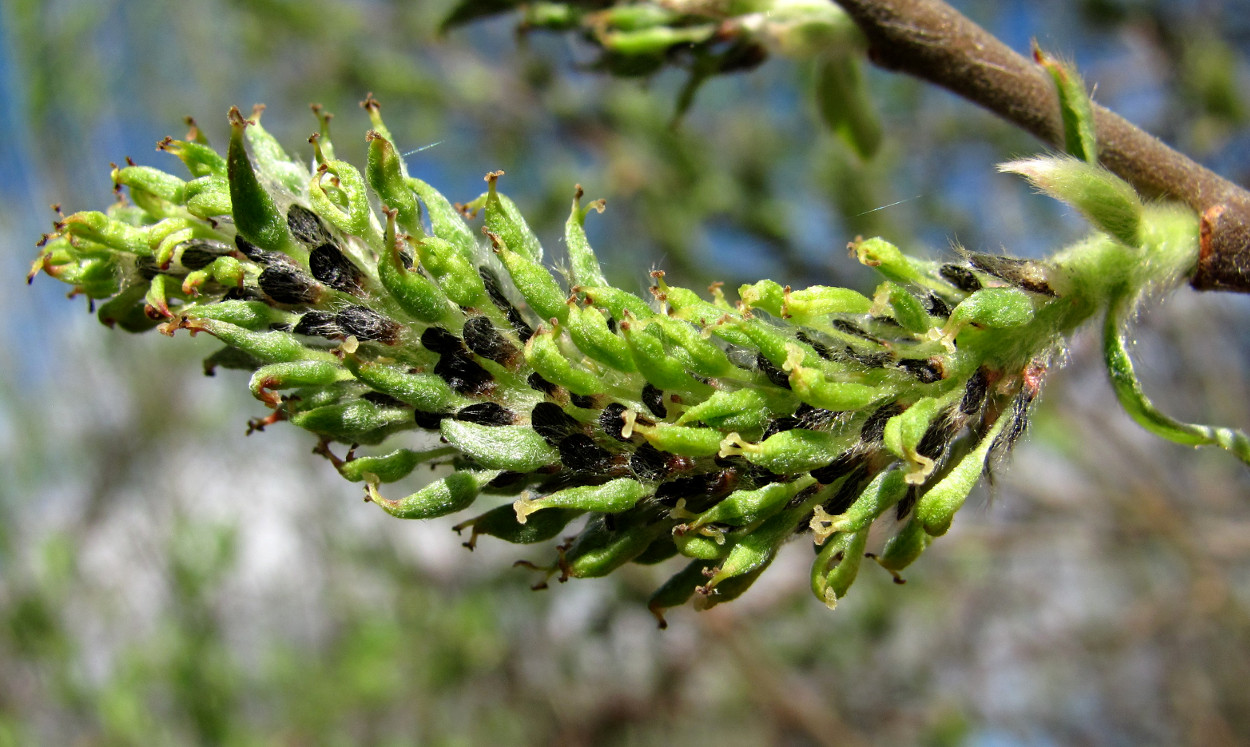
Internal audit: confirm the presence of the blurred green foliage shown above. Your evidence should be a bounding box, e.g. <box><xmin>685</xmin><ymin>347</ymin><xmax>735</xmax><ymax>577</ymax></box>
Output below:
<box><xmin>3</xmin><ymin>0</ymin><xmax>1250</xmax><ymax>744</ymax></box>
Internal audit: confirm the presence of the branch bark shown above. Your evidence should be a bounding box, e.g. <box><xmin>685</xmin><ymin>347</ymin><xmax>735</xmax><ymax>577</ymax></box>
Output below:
<box><xmin>832</xmin><ymin>0</ymin><xmax>1250</xmax><ymax>293</ymax></box>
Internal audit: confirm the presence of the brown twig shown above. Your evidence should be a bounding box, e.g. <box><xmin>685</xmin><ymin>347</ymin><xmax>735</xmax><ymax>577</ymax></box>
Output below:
<box><xmin>833</xmin><ymin>0</ymin><xmax>1250</xmax><ymax>293</ymax></box>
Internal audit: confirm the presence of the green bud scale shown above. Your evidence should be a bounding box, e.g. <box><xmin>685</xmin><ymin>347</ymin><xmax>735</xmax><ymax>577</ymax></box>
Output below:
<box><xmin>30</xmin><ymin>100</ymin><xmax>1244</xmax><ymax>627</ymax></box>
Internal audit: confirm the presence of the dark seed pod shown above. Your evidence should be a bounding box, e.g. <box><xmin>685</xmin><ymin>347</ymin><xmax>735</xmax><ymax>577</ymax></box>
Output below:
<box><xmin>895</xmin><ymin>485</ymin><xmax>919</xmax><ymax>520</ymax></box>
<box><xmin>917</xmin><ymin>409</ymin><xmax>960</xmax><ymax>460</ymax></box>
<box><xmin>309</xmin><ymin>243</ymin><xmax>365</xmax><ymax>295</ymax></box>
<box><xmin>420</xmin><ymin>326</ymin><xmax>463</xmax><ymax>355</ymax></box>
<box><xmin>861</xmin><ymin>402</ymin><xmax>904</xmax><ymax>443</ymax></box>
<box><xmin>654</xmin><ymin>473</ymin><xmax>723</xmax><ymax>507</ymax></box>
<box><xmin>286</xmin><ymin>204</ymin><xmax>334</xmax><ymax>246</ymax></box>
<box><xmin>991</xmin><ymin>390</ymin><xmax>1033</xmax><ymax>457</ymax></box>
<box><xmin>479</xmin><ymin>266</ymin><xmax>534</xmax><ymax>340</ymax></box>
<box><xmin>641</xmin><ymin>384</ymin><xmax>667</xmax><ymax>419</ymax></box>
<box><xmin>960</xmin><ymin>367</ymin><xmax>989</xmax><ymax>415</ymax></box>
<box><xmin>336</xmin><ymin>306</ymin><xmax>401</xmax><ymax>344</ymax></box>
<box><xmin>923</xmin><ymin>292</ymin><xmax>952</xmax><ymax>318</ymax></box>
<box><xmin>940</xmin><ymin>264</ymin><xmax>982</xmax><ymax>293</ymax></box>
<box><xmin>843</xmin><ymin>345</ymin><xmax>891</xmax><ymax>369</ymax></box>
<box><xmin>292</xmin><ymin>310</ymin><xmax>341</xmax><ymax>339</ymax></box>
<box><xmin>629</xmin><ymin>443</ymin><xmax>670</xmax><ymax>481</ymax></box>
<box><xmin>756</xmin><ymin>353</ymin><xmax>791</xmax><ymax>389</ymax></box>
<box><xmin>414</xmin><ymin>410</ymin><xmax>449</xmax><ymax>430</ymax></box>
<box><xmin>487</xmin><ymin>471</ymin><xmax>528</xmax><ymax>490</ymax></box>
<box><xmin>896</xmin><ymin>358</ymin><xmax>944</xmax><ymax>383</ymax></box>
<box><xmin>832</xmin><ymin>319</ymin><xmax>884</xmax><ymax>345</ymax></box>
<box><xmin>362</xmin><ymin>391</ymin><xmax>409</xmax><ymax>408</ymax></box>
<box><xmin>527</xmin><ymin>372</ymin><xmax>559</xmax><ymax>396</ymax></box>
<box><xmin>531</xmin><ymin>402</ymin><xmax>579</xmax><ymax>446</ymax></box>
<box><xmin>558</xmin><ymin>434</ymin><xmax>613</xmax><ymax>474</ymax></box>
<box><xmin>600</xmin><ymin>403</ymin><xmax>630</xmax><ymax>442</ymax></box>
<box><xmin>434</xmin><ymin>350</ymin><xmax>494</xmax><ymax>396</ymax></box>
<box><xmin>462</xmin><ymin>316</ymin><xmax>519</xmax><ymax>366</ymax></box>
<box><xmin>457</xmin><ymin>402</ymin><xmax>515</xmax><ymax>426</ymax></box>
<box><xmin>968</xmin><ymin>254</ymin><xmax>1056</xmax><ymax>296</ymax></box>
<box><xmin>763</xmin><ymin>416</ymin><xmax>801</xmax><ymax>440</ymax></box>
<box><xmin>236</xmin><ymin>236</ymin><xmax>293</xmax><ymax>267</ymax></box>
<box><xmin>786</xmin><ymin>482</ymin><xmax>823</xmax><ymax>510</ymax></box>
<box><xmin>796</xmin><ymin>403</ymin><xmax>842</xmax><ymax>430</ymax></box>
<box><xmin>179</xmin><ymin>239</ymin><xmax>232</xmax><ymax>270</ymax></box>
<box><xmin>810</xmin><ymin>451</ymin><xmax>862</xmax><ymax>484</ymax></box>
<box><xmin>259</xmin><ymin>264</ymin><xmax>321</xmax><ymax>305</ymax></box>
<box><xmin>796</xmin><ymin>331</ymin><xmax>834</xmax><ymax>361</ymax></box>
<box><xmin>223</xmin><ymin>286</ymin><xmax>265</xmax><ymax>302</ymax></box>
<box><xmin>820</xmin><ymin>464</ymin><xmax>870</xmax><ymax>514</ymax></box>
<box><xmin>136</xmin><ymin>257</ymin><xmax>163</xmax><ymax>280</ymax></box>
<box><xmin>569</xmin><ymin>393</ymin><xmax>596</xmax><ymax>409</ymax></box>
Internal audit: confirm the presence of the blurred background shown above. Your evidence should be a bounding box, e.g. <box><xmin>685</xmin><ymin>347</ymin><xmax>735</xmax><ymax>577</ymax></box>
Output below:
<box><xmin>2</xmin><ymin>0</ymin><xmax>1250</xmax><ymax>743</ymax></box>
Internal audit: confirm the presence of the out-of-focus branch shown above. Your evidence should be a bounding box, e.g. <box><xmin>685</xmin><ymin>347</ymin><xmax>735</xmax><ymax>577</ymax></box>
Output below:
<box><xmin>832</xmin><ymin>0</ymin><xmax>1250</xmax><ymax>293</ymax></box>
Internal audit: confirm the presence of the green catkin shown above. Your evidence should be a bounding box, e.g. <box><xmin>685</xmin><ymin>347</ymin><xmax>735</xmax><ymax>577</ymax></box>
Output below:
<box><xmin>33</xmin><ymin>101</ymin><xmax>1227</xmax><ymax>620</ymax></box>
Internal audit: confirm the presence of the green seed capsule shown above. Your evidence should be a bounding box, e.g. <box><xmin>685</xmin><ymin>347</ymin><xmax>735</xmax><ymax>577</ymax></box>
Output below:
<box><xmin>687</xmin><ymin>475</ymin><xmax>817</xmax><ymax>530</ymax></box>
<box><xmin>874</xmin><ymin>517</ymin><xmax>931</xmax><ymax>573</ymax></box>
<box><xmin>874</xmin><ymin>281</ymin><xmax>932</xmax><ymax>334</ymax></box>
<box><xmin>915</xmin><ymin>413</ymin><xmax>1009</xmax><ymax>536</ymax></box>
<box><xmin>492</xmin><ymin>235</ymin><xmax>569</xmax><ymax>325</ymax></box>
<box><xmin>440</xmin><ymin>419</ymin><xmax>559</xmax><ymax>473</ymax></box>
<box><xmin>368</xmin><ymin>469</ymin><xmax>500</xmax><ymax>520</ymax></box>
<box><xmin>366</xmin><ymin>132</ymin><xmax>421</xmax><ymax>235</ymax></box>
<box><xmin>378</xmin><ymin>235</ymin><xmax>453</xmax><ymax>323</ymax></box>
<box><xmin>784</xmin><ymin>285</ymin><xmax>873</xmax><ymax>321</ymax></box>
<box><xmin>514</xmin><ymin>477</ymin><xmax>649</xmax><ymax>523</ymax></box>
<box><xmin>481</xmin><ymin>171</ymin><xmax>543</xmax><ymax>262</ymax></box>
<box><xmin>523</xmin><ymin>324</ymin><xmax>604</xmax><ymax>396</ymax></box>
<box><xmin>144</xmin><ymin>274</ymin><xmax>173</xmax><ymax>317</ymax></box>
<box><xmin>227</xmin><ymin>108</ymin><xmax>302</xmax><ymax>261</ymax></box>
<box><xmin>619</xmin><ymin>318</ymin><xmax>707</xmax><ymax>392</ymax></box>
<box><xmin>309</xmin><ymin>158</ymin><xmax>379</xmax><ymax>247</ymax></box>
<box><xmin>702</xmin><ymin>504</ymin><xmax>803</xmax><ymax>591</ymax></box>
<box><xmin>580</xmin><ymin>286</ymin><xmax>654</xmax><ymax>321</ymax></box>
<box><xmin>183</xmin><ymin>176</ymin><xmax>232</xmax><ymax>220</ymax></box>
<box><xmin>179</xmin><ymin>316</ymin><xmax>335</xmax><ymax>365</ymax></box>
<box><xmin>408</xmin><ymin>177</ymin><xmax>477</xmax><ymax>261</ymax></box>
<box><xmin>564</xmin><ymin>302</ymin><xmax>633</xmax><ymax>372</ymax></box>
<box><xmin>634</xmin><ymin>423</ymin><xmax>723</xmax><ymax>458</ymax></box>
<box><xmin>566</xmin><ymin>186</ymin><xmax>608</xmax><ymax>288</ymax></box>
<box><xmin>564</xmin><ymin>513</ymin><xmax>672</xmax><ymax>579</ymax></box>
<box><xmin>944</xmin><ymin>287</ymin><xmax>1035</xmax><ymax>338</ymax></box>
<box><xmin>739</xmin><ymin>279</ymin><xmax>786</xmax><ymax>316</ymax></box>
<box><xmin>648</xmin><ymin>559</ymin><xmax>717</xmax><ymax>627</ymax></box>
<box><xmin>346</xmin><ymin>359</ymin><xmax>457</xmax><ymax>413</ymax></box>
<box><xmin>289</xmin><ymin>399</ymin><xmax>413</xmax><ymax>444</ymax></box>
<box><xmin>852</xmin><ymin>237</ymin><xmax>925</xmax><ymax>287</ymax></box>
<box><xmin>455</xmin><ymin>504</ymin><xmax>582</xmax><ymax>547</ymax></box>
<box><xmin>249</xmin><ymin>360</ymin><xmax>349</xmax><ymax>406</ymax></box>
<box><xmin>159</xmin><ymin>137</ymin><xmax>227</xmax><ymax>178</ymax></box>
<box><xmin>113</xmin><ymin>164</ymin><xmax>186</xmax><ymax>205</ymax></box>
<box><xmin>415</xmin><ymin>236</ymin><xmax>486</xmax><ymax>307</ymax></box>
<box><xmin>721</xmin><ymin>428</ymin><xmax>857</xmax><ymax>474</ymax></box>
<box><xmin>810</xmin><ymin>468</ymin><xmax>907</xmax><ymax>543</ymax></box>
<box><xmin>787</xmin><ymin>360</ymin><xmax>888</xmax><ymax>412</ymax></box>
<box><xmin>337</xmin><ymin>447</ymin><xmax>457</xmax><ymax>483</ymax></box>
<box><xmin>243</xmin><ymin>107</ymin><xmax>308</xmax><ymax>193</ymax></box>
<box><xmin>810</xmin><ymin>528</ymin><xmax>871</xmax><ymax>609</ymax></box>
<box><xmin>673</xmin><ymin>530</ymin><xmax>731</xmax><ymax>560</ymax></box>
<box><xmin>96</xmin><ymin>284</ymin><xmax>158</xmax><ymax>332</ymax></box>
<box><xmin>883</xmin><ymin>397</ymin><xmax>944</xmax><ymax>484</ymax></box>
<box><xmin>647</xmin><ymin>315</ymin><xmax>734</xmax><ymax>378</ymax></box>
<box><xmin>180</xmin><ymin>300</ymin><xmax>286</xmax><ymax>331</ymax></box>
<box><xmin>60</xmin><ymin>212</ymin><xmax>151</xmax><ymax>256</ymax></box>
<box><xmin>676</xmin><ymin>388</ymin><xmax>771</xmax><ymax>430</ymax></box>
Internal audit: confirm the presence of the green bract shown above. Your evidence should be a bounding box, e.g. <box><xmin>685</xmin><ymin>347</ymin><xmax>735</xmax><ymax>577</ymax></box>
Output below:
<box><xmin>31</xmin><ymin>98</ymin><xmax>1244</xmax><ymax>627</ymax></box>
